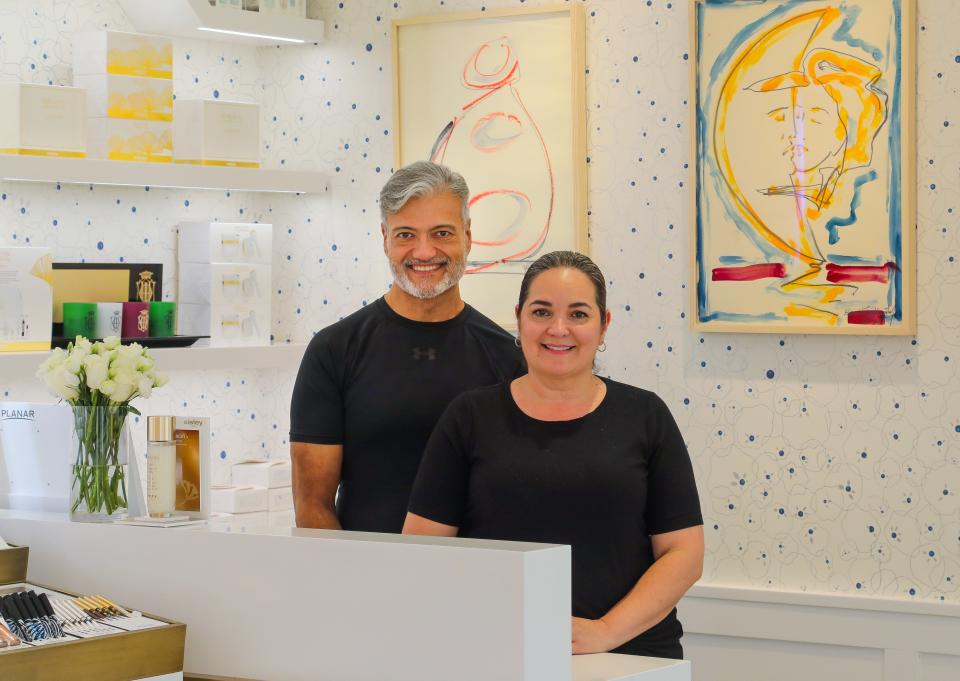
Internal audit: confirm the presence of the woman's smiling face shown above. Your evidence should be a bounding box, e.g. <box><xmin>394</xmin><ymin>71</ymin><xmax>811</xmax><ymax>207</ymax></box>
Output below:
<box><xmin>517</xmin><ymin>267</ymin><xmax>609</xmax><ymax>381</ymax></box>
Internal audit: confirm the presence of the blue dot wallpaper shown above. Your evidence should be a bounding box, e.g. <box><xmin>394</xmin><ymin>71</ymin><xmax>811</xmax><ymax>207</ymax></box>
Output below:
<box><xmin>0</xmin><ymin>0</ymin><xmax>957</xmax><ymax>603</ymax></box>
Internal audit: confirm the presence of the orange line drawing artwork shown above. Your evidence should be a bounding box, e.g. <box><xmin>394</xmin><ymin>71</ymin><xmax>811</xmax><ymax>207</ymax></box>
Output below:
<box><xmin>429</xmin><ymin>37</ymin><xmax>555</xmax><ymax>273</ymax></box>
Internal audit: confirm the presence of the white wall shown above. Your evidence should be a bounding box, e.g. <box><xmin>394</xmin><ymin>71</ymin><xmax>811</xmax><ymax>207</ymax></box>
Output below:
<box><xmin>0</xmin><ymin>0</ymin><xmax>957</xmax><ymax>610</ymax></box>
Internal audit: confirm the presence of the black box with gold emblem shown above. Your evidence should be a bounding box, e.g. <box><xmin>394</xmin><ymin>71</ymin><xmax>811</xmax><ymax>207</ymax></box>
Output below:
<box><xmin>50</xmin><ymin>262</ymin><xmax>163</xmax><ymax>328</ymax></box>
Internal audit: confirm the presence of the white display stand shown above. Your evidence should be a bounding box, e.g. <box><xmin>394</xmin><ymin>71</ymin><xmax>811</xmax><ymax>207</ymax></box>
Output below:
<box><xmin>0</xmin><ymin>511</ymin><xmax>690</xmax><ymax>681</ymax></box>
<box><xmin>0</xmin><ymin>155</ymin><xmax>323</xmax><ymax>193</ymax></box>
<box><xmin>0</xmin><ymin>343</ymin><xmax>307</xmax><ymax>378</ymax></box>
<box><xmin>118</xmin><ymin>0</ymin><xmax>325</xmax><ymax>46</ymax></box>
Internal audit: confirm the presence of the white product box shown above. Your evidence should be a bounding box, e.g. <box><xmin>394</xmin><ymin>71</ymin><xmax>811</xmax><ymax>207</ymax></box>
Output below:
<box><xmin>210</xmin><ymin>485</ymin><xmax>268</xmax><ymax>514</ymax></box>
<box><xmin>178</xmin><ymin>222</ymin><xmax>273</xmax><ymax>266</ymax></box>
<box><xmin>74</xmin><ymin>74</ymin><xmax>173</xmax><ymax>122</ymax></box>
<box><xmin>0</xmin><ymin>247</ymin><xmax>53</xmax><ymax>352</ymax></box>
<box><xmin>87</xmin><ymin>117</ymin><xmax>172</xmax><ymax>162</ymax></box>
<box><xmin>0</xmin><ymin>403</ymin><xmax>72</xmax><ymax>512</ymax></box>
<box><xmin>73</xmin><ymin>31</ymin><xmax>173</xmax><ymax>80</ymax></box>
<box><xmin>259</xmin><ymin>0</ymin><xmax>306</xmax><ymax>17</ymax></box>
<box><xmin>217</xmin><ymin>0</ymin><xmax>243</xmax><ymax>8</ymax></box>
<box><xmin>232</xmin><ymin>459</ymin><xmax>292</xmax><ymax>489</ymax></box>
<box><xmin>178</xmin><ymin>262</ymin><xmax>271</xmax><ymax>306</ymax></box>
<box><xmin>267</xmin><ymin>486</ymin><xmax>293</xmax><ymax>512</ymax></box>
<box><xmin>177</xmin><ymin>301</ymin><xmax>270</xmax><ymax>346</ymax></box>
<box><xmin>0</xmin><ymin>83</ymin><xmax>86</xmax><ymax>157</ymax></box>
<box><xmin>269</xmin><ymin>509</ymin><xmax>296</xmax><ymax>527</ymax></box>
<box><xmin>173</xmin><ymin>99</ymin><xmax>260</xmax><ymax>167</ymax></box>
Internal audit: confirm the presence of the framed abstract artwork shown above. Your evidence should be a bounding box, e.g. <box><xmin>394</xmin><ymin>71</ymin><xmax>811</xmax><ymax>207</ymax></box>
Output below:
<box><xmin>393</xmin><ymin>6</ymin><xmax>587</xmax><ymax>328</ymax></box>
<box><xmin>691</xmin><ymin>0</ymin><xmax>916</xmax><ymax>334</ymax></box>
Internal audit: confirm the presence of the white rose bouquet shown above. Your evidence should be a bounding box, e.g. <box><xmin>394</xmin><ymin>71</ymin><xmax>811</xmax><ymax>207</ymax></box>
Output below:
<box><xmin>36</xmin><ymin>336</ymin><xmax>168</xmax><ymax>519</ymax></box>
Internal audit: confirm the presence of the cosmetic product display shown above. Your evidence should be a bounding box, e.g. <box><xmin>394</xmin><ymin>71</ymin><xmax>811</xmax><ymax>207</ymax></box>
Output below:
<box><xmin>73</xmin><ymin>74</ymin><xmax>173</xmax><ymax>122</ymax></box>
<box><xmin>146</xmin><ymin>416</ymin><xmax>177</xmax><ymax>518</ymax></box>
<box><xmin>121</xmin><ymin>301</ymin><xmax>150</xmax><ymax>338</ymax></box>
<box><xmin>179</xmin><ymin>263</ymin><xmax>270</xmax><ymax>346</ymax></box>
<box><xmin>210</xmin><ymin>485</ymin><xmax>268</xmax><ymax>514</ymax></box>
<box><xmin>176</xmin><ymin>222</ymin><xmax>272</xmax><ymax>347</ymax></box>
<box><xmin>0</xmin><ymin>403</ymin><xmax>73</xmax><ymax>513</ymax></box>
<box><xmin>93</xmin><ymin>302</ymin><xmax>123</xmax><ymax>339</ymax></box>
<box><xmin>0</xmin><ymin>83</ymin><xmax>87</xmax><ymax>157</ymax></box>
<box><xmin>267</xmin><ymin>485</ymin><xmax>293</xmax><ymax>512</ymax></box>
<box><xmin>0</xmin><ymin>590</ymin><xmax>66</xmax><ymax>643</ymax></box>
<box><xmin>52</xmin><ymin>262</ymin><xmax>162</xmax><ymax>324</ymax></box>
<box><xmin>61</xmin><ymin>302</ymin><xmax>97</xmax><ymax>340</ymax></box>
<box><xmin>179</xmin><ymin>262</ymin><xmax>270</xmax><ymax>307</ymax></box>
<box><xmin>1</xmin><ymin>548</ymin><xmax>184</xmax><ymax>680</ymax></box>
<box><xmin>258</xmin><ymin>0</ymin><xmax>307</xmax><ymax>17</ymax></box>
<box><xmin>173</xmin><ymin>416</ymin><xmax>211</xmax><ymax>518</ymax></box>
<box><xmin>0</xmin><ymin>247</ymin><xmax>53</xmax><ymax>353</ymax></box>
<box><xmin>178</xmin><ymin>222</ymin><xmax>273</xmax><ymax>266</ymax></box>
<box><xmin>173</xmin><ymin>99</ymin><xmax>260</xmax><ymax>167</ymax></box>
<box><xmin>73</xmin><ymin>31</ymin><xmax>173</xmax><ymax>80</ymax></box>
<box><xmin>148</xmin><ymin>301</ymin><xmax>176</xmax><ymax>337</ymax></box>
<box><xmin>231</xmin><ymin>458</ymin><xmax>292</xmax><ymax>488</ymax></box>
<box><xmin>0</xmin><ymin>618</ymin><xmax>19</xmax><ymax>647</ymax></box>
<box><xmin>0</xmin><ymin>588</ymin><xmax>170</xmax><ymax>644</ymax></box>
<box><xmin>86</xmin><ymin>117</ymin><xmax>173</xmax><ymax>163</ymax></box>
<box><xmin>74</xmin><ymin>31</ymin><xmax>173</xmax><ymax>163</ymax></box>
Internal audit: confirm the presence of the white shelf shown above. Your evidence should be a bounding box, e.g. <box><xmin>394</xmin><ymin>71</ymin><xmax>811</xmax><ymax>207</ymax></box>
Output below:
<box><xmin>0</xmin><ymin>342</ymin><xmax>306</xmax><ymax>378</ymax></box>
<box><xmin>119</xmin><ymin>0</ymin><xmax>324</xmax><ymax>46</ymax></box>
<box><xmin>0</xmin><ymin>155</ymin><xmax>324</xmax><ymax>193</ymax></box>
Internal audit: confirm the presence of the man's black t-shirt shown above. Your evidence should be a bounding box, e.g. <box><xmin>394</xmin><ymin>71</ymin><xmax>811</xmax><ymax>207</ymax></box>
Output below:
<box><xmin>408</xmin><ymin>378</ymin><xmax>703</xmax><ymax>658</ymax></box>
<box><xmin>290</xmin><ymin>297</ymin><xmax>522</xmax><ymax>533</ymax></box>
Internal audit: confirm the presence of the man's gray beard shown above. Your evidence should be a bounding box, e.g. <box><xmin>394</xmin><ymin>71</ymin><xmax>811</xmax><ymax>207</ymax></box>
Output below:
<box><xmin>389</xmin><ymin>257</ymin><xmax>467</xmax><ymax>300</ymax></box>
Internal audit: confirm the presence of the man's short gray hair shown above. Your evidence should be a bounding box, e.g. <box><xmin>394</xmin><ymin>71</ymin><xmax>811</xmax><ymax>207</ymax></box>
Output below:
<box><xmin>379</xmin><ymin>161</ymin><xmax>470</xmax><ymax>226</ymax></box>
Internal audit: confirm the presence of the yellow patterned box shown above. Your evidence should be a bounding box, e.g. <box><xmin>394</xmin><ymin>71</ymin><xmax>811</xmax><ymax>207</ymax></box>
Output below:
<box><xmin>173</xmin><ymin>99</ymin><xmax>260</xmax><ymax>167</ymax></box>
<box><xmin>0</xmin><ymin>247</ymin><xmax>53</xmax><ymax>353</ymax></box>
<box><xmin>73</xmin><ymin>30</ymin><xmax>172</xmax><ymax>80</ymax></box>
<box><xmin>88</xmin><ymin>118</ymin><xmax>172</xmax><ymax>163</ymax></box>
<box><xmin>74</xmin><ymin>74</ymin><xmax>173</xmax><ymax>122</ymax></box>
<box><xmin>0</xmin><ymin>83</ymin><xmax>86</xmax><ymax>157</ymax></box>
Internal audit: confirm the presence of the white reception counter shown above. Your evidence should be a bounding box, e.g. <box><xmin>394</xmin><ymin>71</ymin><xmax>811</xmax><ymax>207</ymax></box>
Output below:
<box><xmin>0</xmin><ymin>511</ymin><xmax>690</xmax><ymax>681</ymax></box>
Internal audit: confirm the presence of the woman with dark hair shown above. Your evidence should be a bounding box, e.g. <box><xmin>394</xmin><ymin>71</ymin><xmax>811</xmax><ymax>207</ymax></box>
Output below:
<box><xmin>404</xmin><ymin>251</ymin><xmax>704</xmax><ymax>659</ymax></box>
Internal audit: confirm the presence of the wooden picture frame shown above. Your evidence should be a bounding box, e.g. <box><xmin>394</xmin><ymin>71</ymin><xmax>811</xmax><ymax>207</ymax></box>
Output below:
<box><xmin>393</xmin><ymin>5</ymin><xmax>587</xmax><ymax>328</ymax></box>
<box><xmin>690</xmin><ymin>0</ymin><xmax>916</xmax><ymax>334</ymax></box>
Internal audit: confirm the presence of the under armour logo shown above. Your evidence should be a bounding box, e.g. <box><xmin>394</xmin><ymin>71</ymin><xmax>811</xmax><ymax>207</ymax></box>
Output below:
<box><xmin>412</xmin><ymin>346</ymin><xmax>437</xmax><ymax>361</ymax></box>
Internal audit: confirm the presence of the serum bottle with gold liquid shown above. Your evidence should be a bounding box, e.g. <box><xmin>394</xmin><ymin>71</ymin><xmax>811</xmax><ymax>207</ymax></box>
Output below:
<box><xmin>146</xmin><ymin>416</ymin><xmax>177</xmax><ymax>517</ymax></box>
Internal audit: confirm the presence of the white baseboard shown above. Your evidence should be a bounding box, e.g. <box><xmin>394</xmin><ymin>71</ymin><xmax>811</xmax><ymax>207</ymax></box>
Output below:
<box><xmin>678</xmin><ymin>584</ymin><xmax>960</xmax><ymax>681</ymax></box>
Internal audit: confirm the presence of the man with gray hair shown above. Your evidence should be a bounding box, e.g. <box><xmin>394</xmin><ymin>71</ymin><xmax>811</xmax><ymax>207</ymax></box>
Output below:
<box><xmin>290</xmin><ymin>161</ymin><xmax>522</xmax><ymax>533</ymax></box>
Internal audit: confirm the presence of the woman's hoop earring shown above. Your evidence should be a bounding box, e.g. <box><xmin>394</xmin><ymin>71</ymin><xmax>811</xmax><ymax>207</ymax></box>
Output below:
<box><xmin>598</xmin><ymin>343</ymin><xmax>607</xmax><ymax>353</ymax></box>
<box><xmin>515</xmin><ymin>337</ymin><xmax>521</xmax><ymax>347</ymax></box>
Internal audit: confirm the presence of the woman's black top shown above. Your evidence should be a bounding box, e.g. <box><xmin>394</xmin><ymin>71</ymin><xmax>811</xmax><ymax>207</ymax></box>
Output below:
<box><xmin>408</xmin><ymin>377</ymin><xmax>703</xmax><ymax>658</ymax></box>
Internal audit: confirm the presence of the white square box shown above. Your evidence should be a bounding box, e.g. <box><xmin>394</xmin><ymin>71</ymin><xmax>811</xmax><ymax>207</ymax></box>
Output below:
<box><xmin>178</xmin><ymin>222</ymin><xmax>273</xmax><ymax>266</ymax></box>
<box><xmin>73</xmin><ymin>31</ymin><xmax>173</xmax><ymax>79</ymax></box>
<box><xmin>178</xmin><ymin>301</ymin><xmax>270</xmax><ymax>346</ymax></box>
<box><xmin>210</xmin><ymin>485</ymin><xmax>268</xmax><ymax>514</ymax></box>
<box><xmin>173</xmin><ymin>99</ymin><xmax>260</xmax><ymax>167</ymax></box>
<box><xmin>87</xmin><ymin>118</ymin><xmax>172</xmax><ymax>162</ymax></box>
<box><xmin>178</xmin><ymin>262</ymin><xmax>271</xmax><ymax>306</ymax></box>
<box><xmin>74</xmin><ymin>74</ymin><xmax>173</xmax><ymax>122</ymax></box>
<box><xmin>0</xmin><ymin>247</ymin><xmax>54</xmax><ymax>352</ymax></box>
<box><xmin>267</xmin><ymin>486</ymin><xmax>293</xmax><ymax>512</ymax></box>
<box><xmin>259</xmin><ymin>0</ymin><xmax>306</xmax><ymax>17</ymax></box>
<box><xmin>0</xmin><ymin>83</ymin><xmax>86</xmax><ymax>157</ymax></box>
<box><xmin>232</xmin><ymin>459</ymin><xmax>292</xmax><ymax>489</ymax></box>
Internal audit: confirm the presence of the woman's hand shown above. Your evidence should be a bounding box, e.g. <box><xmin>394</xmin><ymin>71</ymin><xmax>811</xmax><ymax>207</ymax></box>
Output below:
<box><xmin>571</xmin><ymin>616</ymin><xmax>617</xmax><ymax>654</ymax></box>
